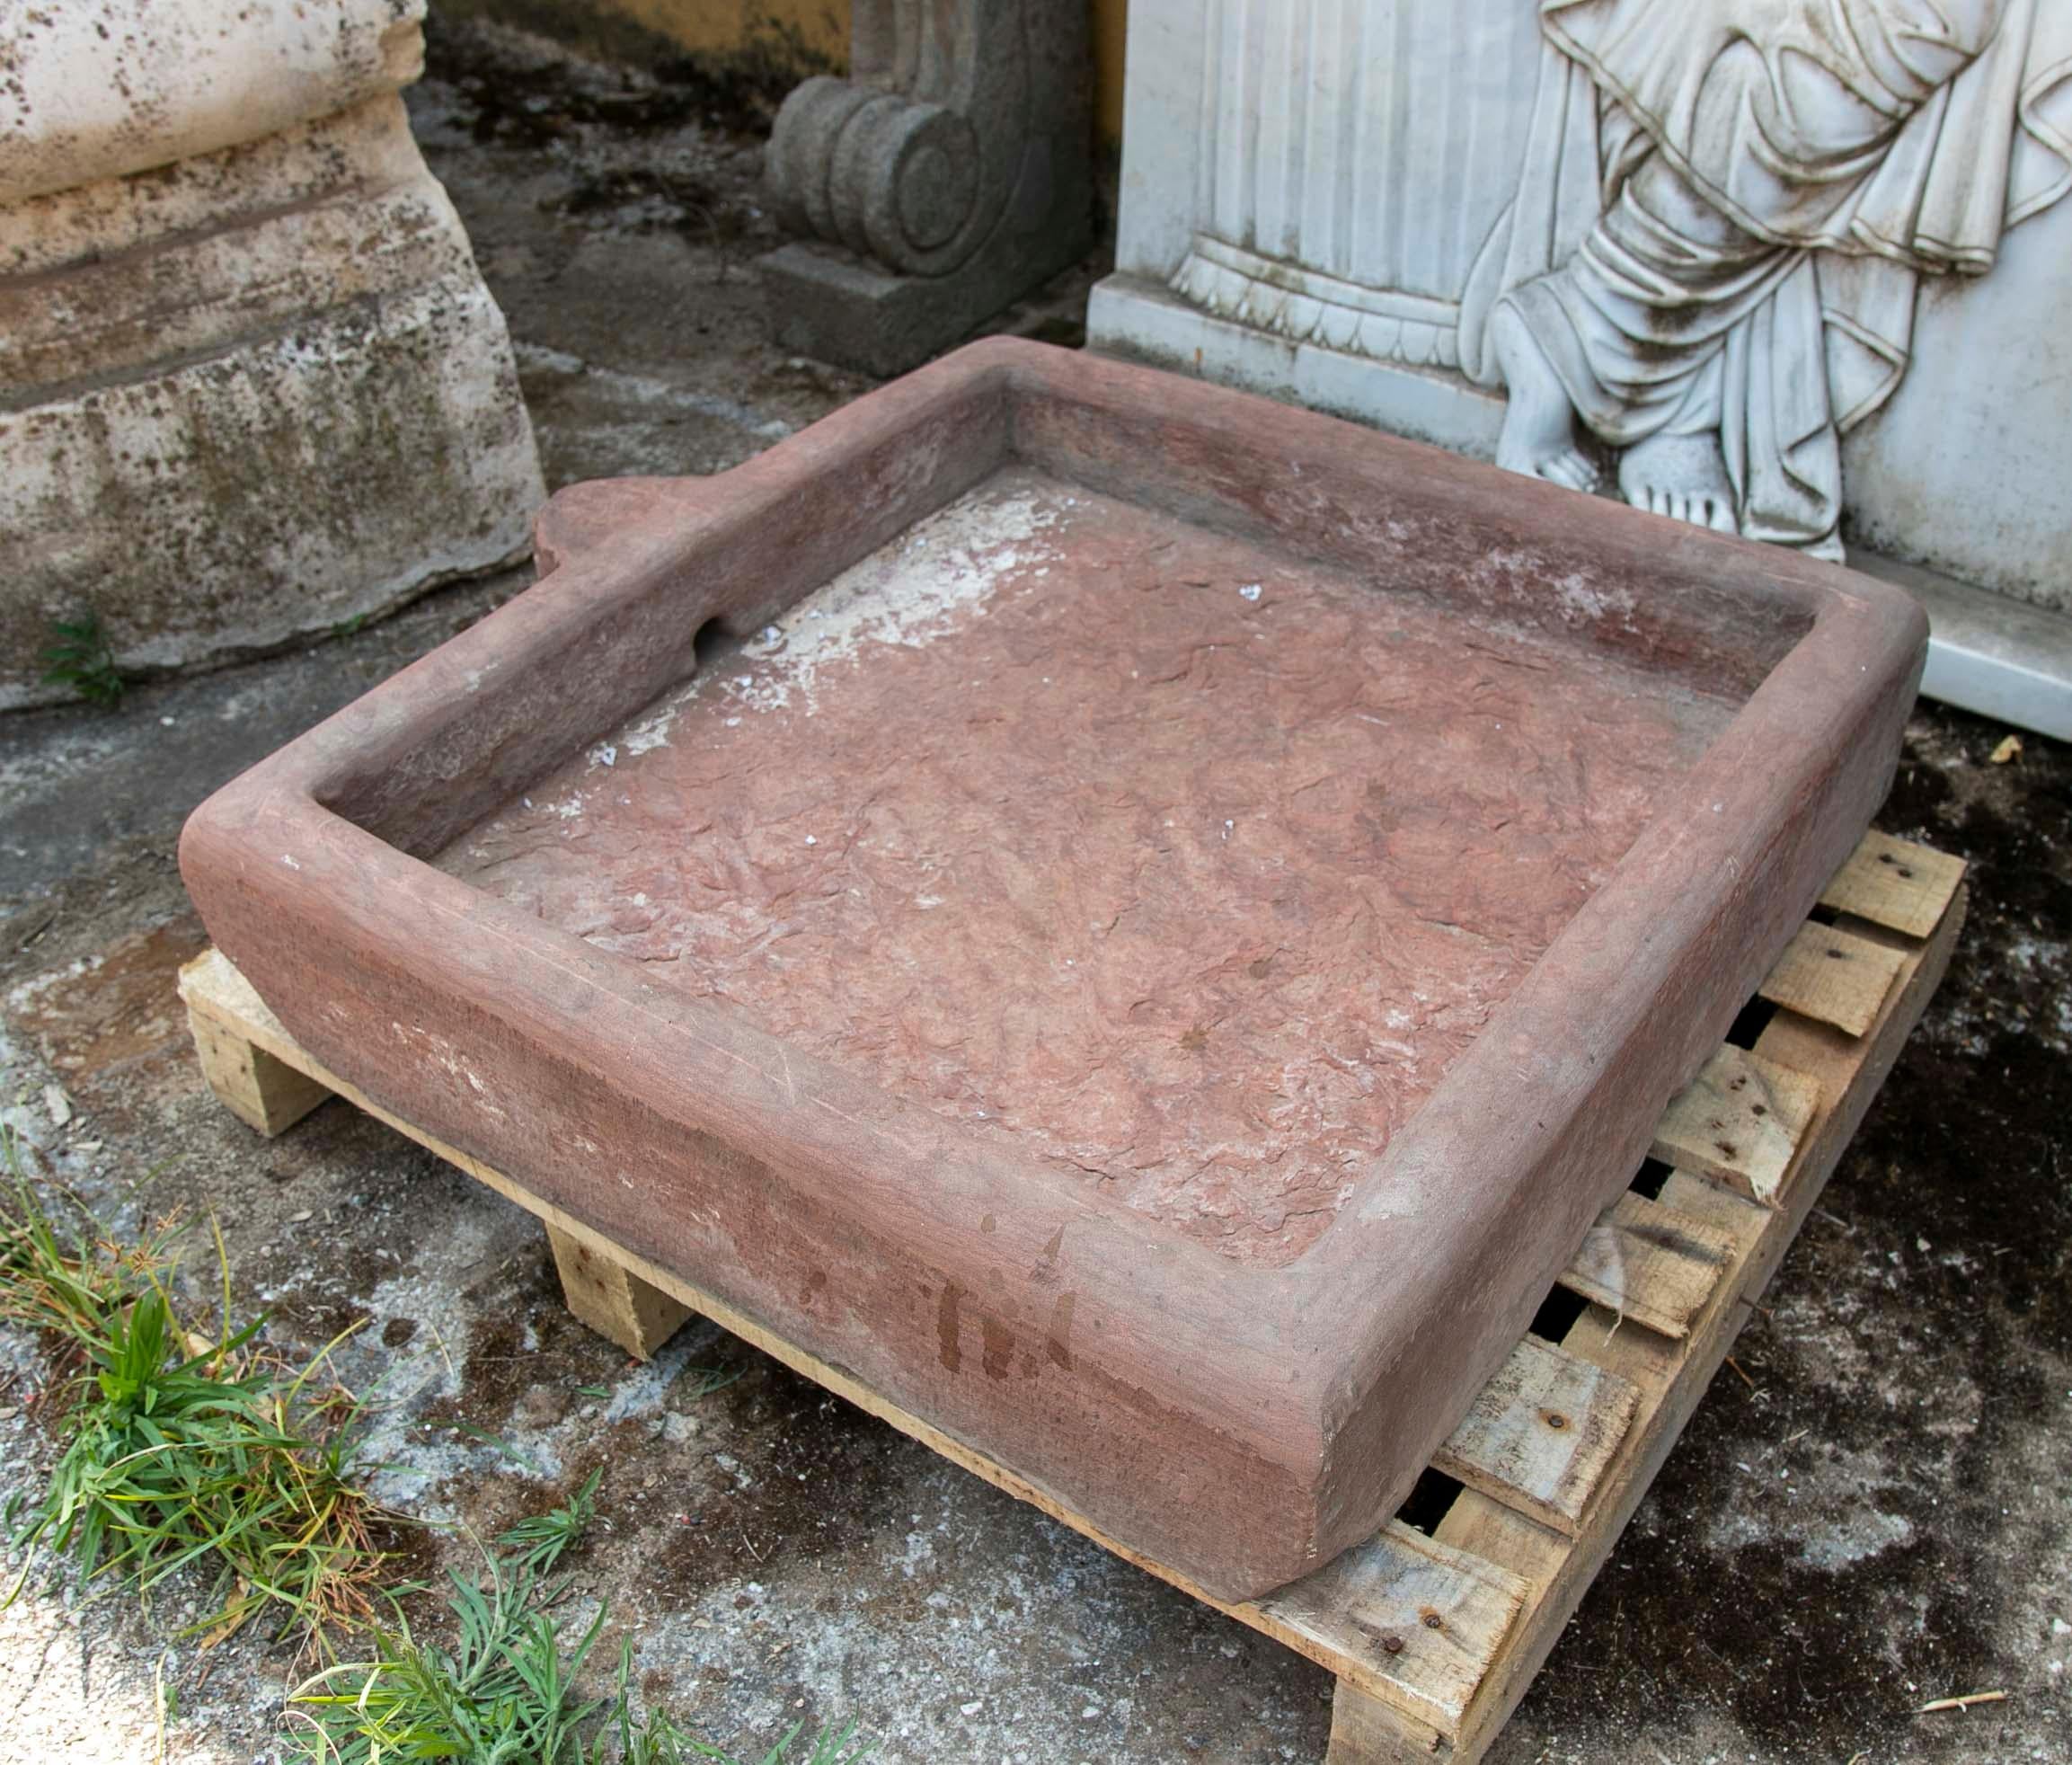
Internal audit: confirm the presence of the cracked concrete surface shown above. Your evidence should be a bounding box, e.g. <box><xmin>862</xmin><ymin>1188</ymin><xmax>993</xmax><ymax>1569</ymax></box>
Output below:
<box><xmin>0</xmin><ymin>15</ymin><xmax>2066</xmax><ymax>1764</ymax></box>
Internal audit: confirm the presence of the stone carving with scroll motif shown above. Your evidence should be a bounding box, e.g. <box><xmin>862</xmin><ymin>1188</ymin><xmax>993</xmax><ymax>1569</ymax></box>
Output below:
<box><xmin>1482</xmin><ymin>0</ymin><xmax>2072</xmax><ymax>556</ymax></box>
<box><xmin>758</xmin><ymin>0</ymin><xmax>1092</xmax><ymax>378</ymax></box>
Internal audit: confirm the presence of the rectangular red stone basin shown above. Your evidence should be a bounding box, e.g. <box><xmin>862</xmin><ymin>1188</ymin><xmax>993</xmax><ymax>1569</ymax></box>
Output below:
<box><xmin>181</xmin><ymin>339</ymin><xmax>1925</xmax><ymax>1601</ymax></box>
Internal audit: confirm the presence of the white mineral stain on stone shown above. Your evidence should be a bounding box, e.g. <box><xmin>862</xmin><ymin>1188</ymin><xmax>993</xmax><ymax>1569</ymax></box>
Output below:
<box><xmin>610</xmin><ymin>483</ymin><xmax>1066</xmax><ymax>752</ymax></box>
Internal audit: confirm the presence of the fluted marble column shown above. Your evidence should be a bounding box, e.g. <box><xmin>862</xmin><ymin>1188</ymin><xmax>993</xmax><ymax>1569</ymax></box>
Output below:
<box><xmin>1170</xmin><ymin>0</ymin><xmax>1545</xmax><ymax>371</ymax></box>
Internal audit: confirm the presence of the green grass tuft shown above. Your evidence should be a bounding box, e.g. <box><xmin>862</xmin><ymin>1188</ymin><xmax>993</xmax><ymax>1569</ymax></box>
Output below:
<box><xmin>0</xmin><ymin>1122</ymin><xmax>394</xmax><ymax>1648</ymax></box>
<box><xmin>287</xmin><ymin>1542</ymin><xmax>874</xmax><ymax>1764</ymax></box>
<box><xmin>498</xmin><ymin>1466</ymin><xmax>603</xmax><ymax>1576</ymax></box>
<box><xmin>287</xmin><ymin>1554</ymin><xmax>612</xmax><ymax>1762</ymax></box>
<box><xmin>1</xmin><ymin>1121</ymin><xmax>878</xmax><ymax>1755</ymax></box>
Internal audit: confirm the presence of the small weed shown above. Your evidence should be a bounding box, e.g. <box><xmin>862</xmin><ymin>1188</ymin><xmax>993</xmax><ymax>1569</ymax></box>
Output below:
<box><xmin>329</xmin><ymin>612</ymin><xmax>370</xmax><ymax>639</ymax></box>
<box><xmin>0</xmin><ymin>1124</ymin><xmax>394</xmax><ymax>1649</ymax></box>
<box><xmin>498</xmin><ymin>1466</ymin><xmax>602</xmax><ymax>1575</ymax></box>
<box><xmin>287</xmin><ymin>1554</ymin><xmax>610</xmax><ymax>1762</ymax></box>
<box><xmin>684</xmin><ymin>1365</ymin><xmax>743</xmax><ymax>1401</ymax></box>
<box><xmin>575</xmin><ymin>1383</ymin><xmax>611</xmax><ymax>1400</ymax></box>
<box><xmin>606</xmin><ymin>1707</ymin><xmax>875</xmax><ymax>1764</ymax></box>
<box><xmin>288</xmin><ymin>1539</ymin><xmax>874</xmax><ymax>1763</ymax></box>
<box><xmin>40</xmin><ymin>612</ymin><xmax>126</xmax><ymax>705</ymax></box>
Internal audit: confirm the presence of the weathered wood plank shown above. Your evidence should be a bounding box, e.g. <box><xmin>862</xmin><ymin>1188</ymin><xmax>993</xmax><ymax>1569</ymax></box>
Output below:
<box><xmin>1266</xmin><ymin>1521</ymin><xmax>1531</xmax><ymax>1737</ymax></box>
<box><xmin>1430</xmin><ymin>1337</ymin><xmax>1638</xmax><ymax>1538</ymax></box>
<box><xmin>1651</xmin><ymin>1044</ymin><xmax>1820</xmax><ymax>1206</ymax></box>
<box><xmin>1409</xmin><ymin>888</ymin><xmax>1965</xmax><ymax>1765</ymax></box>
<box><xmin>547</xmin><ymin>1225</ymin><xmax>695</xmax><ymax>1361</ymax></box>
<box><xmin>1819</xmin><ymin>831</ymin><xmax>1967</xmax><ymax>939</ymax></box>
<box><xmin>1326</xmin><ymin>1676</ymin><xmax>1448</xmax><ymax>1761</ymax></box>
<box><xmin>1757</xmin><ymin>920</ymin><xmax>1905</xmax><ymax>1036</ymax></box>
<box><xmin>1559</xmin><ymin>1192</ymin><xmax>1734</xmax><ymax>1339</ymax></box>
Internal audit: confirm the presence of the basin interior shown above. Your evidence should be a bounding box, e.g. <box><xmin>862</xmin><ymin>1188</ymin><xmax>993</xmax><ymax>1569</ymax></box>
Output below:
<box><xmin>438</xmin><ymin>464</ymin><xmax>1747</xmax><ymax>1265</ymax></box>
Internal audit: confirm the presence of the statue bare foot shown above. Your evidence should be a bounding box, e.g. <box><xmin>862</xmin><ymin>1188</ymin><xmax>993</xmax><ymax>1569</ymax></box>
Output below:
<box><xmin>1616</xmin><ymin>431</ymin><xmax>1738</xmax><ymax>534</ymax></box>
<box><xmin>1491</xmin><ymin>306</ymin><xmax>1597</xmax><ymax>492</ymax></box>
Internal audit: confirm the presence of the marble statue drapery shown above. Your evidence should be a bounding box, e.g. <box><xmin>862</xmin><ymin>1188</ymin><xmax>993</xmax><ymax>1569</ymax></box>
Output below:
<box><xmin>1465</xmin><ymin>0</ymin><xmax>2072</xmax><ymax>554</ymax></box>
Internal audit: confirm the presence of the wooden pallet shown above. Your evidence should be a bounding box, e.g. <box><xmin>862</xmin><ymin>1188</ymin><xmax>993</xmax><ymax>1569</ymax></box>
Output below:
<box><xmin>179</xmin><ymin>829</ymin><xmax>1967</xmax><ymax>1763</ymax></box>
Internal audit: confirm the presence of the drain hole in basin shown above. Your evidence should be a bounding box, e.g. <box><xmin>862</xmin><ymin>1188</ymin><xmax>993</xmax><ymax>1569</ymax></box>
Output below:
<box><xmin>693</xmin><ymin>613</ymin><xmax>748</xmax><ymax>671</ymax></box>
<box><xmin>1630</xmin><ymin>1156</ymin><xmax>1676</xmax><ymax>1199</ymax></box>
<box><xmin>1395</xmin><ymin>1466</ymin><xmax>1465</xmax><ymax>1536</ymax></box>
<box><xmin>1528</xmin><ymin>1283</ymin><xmax>1589</xmax><ymax>1344</ymax></box>
<box><xmin>1722</xmin><ymin>996</ymin><xmax>1778</xmax><ymax>1050</ymax></box>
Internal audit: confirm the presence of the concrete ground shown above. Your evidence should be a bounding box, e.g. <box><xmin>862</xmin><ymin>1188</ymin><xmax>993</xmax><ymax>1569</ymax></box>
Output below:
<box><xmin>1</xmin><ymin>16</ymin><xmax>2067</xmax><ymax>1763</ymax></box>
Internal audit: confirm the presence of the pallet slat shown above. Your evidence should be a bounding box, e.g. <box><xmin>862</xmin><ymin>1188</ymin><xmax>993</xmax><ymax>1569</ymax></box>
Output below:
<box><xmin>1430</xmin><ymin>1337</ymin><xmax>1638</xmax><ymax>1537</ymax></box>
<box><xmin>1558</xmin><ymin>1193</ymin><xmax>1734</xmax><ymax>1339</ymax></box>
<box><xmin>1818</xmin><ymin>831</ymin><xmax>1967</xmax><ymax>939</ymax></box>
<box><xmin>1651</xmin><ymin>1044</ymin><xmax>1820</xmax><ymax>1206</ymax></box>
<box><xmin>1756</xmin><ymin>919</ymin><xmax>1906</xmax><ymax>1036</ymax></box>
<box><xmin>1262</xmin><ymin>1522</ymin><xmax>1531</xmax><ymax>1735</ymax></box>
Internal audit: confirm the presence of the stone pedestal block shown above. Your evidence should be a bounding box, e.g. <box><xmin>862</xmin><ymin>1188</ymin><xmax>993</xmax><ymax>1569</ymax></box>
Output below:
<box><xmin>757</xmin><ymin>0</ymin><xmax>1092</xmax><ymax>377</ymax></box>
<box><xmin>0</xmin><ymin>0</ymin><xmax>544</xmax><ymax>710</ymax></box>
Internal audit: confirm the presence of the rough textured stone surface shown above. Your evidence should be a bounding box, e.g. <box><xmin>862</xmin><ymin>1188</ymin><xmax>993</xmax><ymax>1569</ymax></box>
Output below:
<box><xmin>0</xmin><ymin>2</ymin><xmax>543</xmax><ymax>710</ymax></box>
<box><xmin>445</xmin><ymin>466</ymin><xmax>1733</xmax><ymax>1266</ymax></box>
<box><xmin>0</xmin><ymin>0</ymin><xmax>425</xmax><ymax>201</ymax></box>
<box><xmin>757</xmin><ymin>0</ymin><xmax>1092</xmax><ymax>376</ymax></box>
<box><xmin>181</xmin><ymin>339</ymin><xmax>1924</xmax><ymax>1601</ymax></box>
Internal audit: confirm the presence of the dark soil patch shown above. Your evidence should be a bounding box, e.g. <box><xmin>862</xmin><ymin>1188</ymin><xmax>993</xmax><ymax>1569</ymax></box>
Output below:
<box><xmin>410</xmin><ymin>1255</ymin><xmax>907</xmax><ymax>1598</ymax></box>
<box><xmin>644</xmin><ymin>1357</ymin><xmax>908</xmax><ymax>1590</ymax></box>
<box><xmin>2</xmin><ymin>915</ymin><xmax>206</xmax><ymax>1112</ymax></box>
<box><xmin>423</xmin><ymin>9</ymin><xmax>807</xmax><ymax>146</ymax></box>
<box><xmin>551</xmin><ymin>164</ymin><xmax>757</xmax><ymax>262</ymax></box>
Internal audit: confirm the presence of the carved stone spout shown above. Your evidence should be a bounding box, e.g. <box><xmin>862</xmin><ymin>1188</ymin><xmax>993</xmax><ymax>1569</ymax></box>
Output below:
<box><xmin>758</xmin><ymin>0</ymin><xmax>1091</xmax><ymax>377</ymax></box>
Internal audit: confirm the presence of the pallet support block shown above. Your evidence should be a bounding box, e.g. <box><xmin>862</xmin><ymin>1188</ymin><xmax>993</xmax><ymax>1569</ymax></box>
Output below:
<box><xmin>546</xmin><ymin>1225</ymin><xmax>694</xmax><ymax>1361</ymax></box>
<box><xmin>179</xmin><ymin>832</ymin><xmax>1967</xmax><ymax>1764</ymax></box>
<box><xmin>185</xmin><ymin>998</ymin><xmax>332</xmax><ymax>1138</ymax></box>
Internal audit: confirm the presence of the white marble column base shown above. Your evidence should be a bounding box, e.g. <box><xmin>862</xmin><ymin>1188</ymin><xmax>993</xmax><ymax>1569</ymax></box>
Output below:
<box><xmin>1855</xmin><ymin>557</ymin><xmax>2072</xmax><ymax>741</ymax></box>
<box><xmin>1087</xmin><ymin>273</ymin><xmax>1504</xmax><ymax>456</ymax></box>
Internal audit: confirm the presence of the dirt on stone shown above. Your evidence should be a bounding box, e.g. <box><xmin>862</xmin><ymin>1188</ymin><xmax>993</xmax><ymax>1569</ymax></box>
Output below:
<box><xmin>423</xmin><ymin>6</ymin><xmax>818</xmax><ymax>143</ymax></box>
